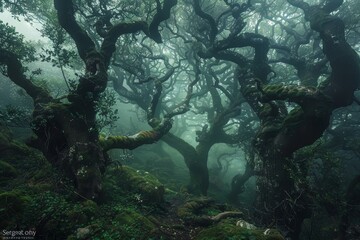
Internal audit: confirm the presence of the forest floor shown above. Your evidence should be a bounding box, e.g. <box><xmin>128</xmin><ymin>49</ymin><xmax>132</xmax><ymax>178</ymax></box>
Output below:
<box><xmin>0</xmin><ymin>129</ymin><xmax>284</xmax><ymax>240</ymax></box>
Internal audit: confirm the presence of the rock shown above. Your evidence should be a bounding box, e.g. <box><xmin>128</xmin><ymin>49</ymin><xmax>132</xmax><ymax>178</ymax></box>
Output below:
<box><xmin>76</xmin><ymin>227</ymin><xmax>91</xmax><ymax>239</ymax></box>
<box><xmin>236</xmin><ymin>219</ymin><xmax>257</xmax><ymax>229</ymax></box>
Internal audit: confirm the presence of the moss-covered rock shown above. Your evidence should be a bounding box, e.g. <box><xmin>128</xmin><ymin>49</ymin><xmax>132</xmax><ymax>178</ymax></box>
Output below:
<box><xmin>177</xmin><ymin>197</ymin><xmax>214</xmax><ymax>225</ymax></box>
<box><xmin>0</xmin><ymin>132</ymin><xmax>46</xmax><ymax>178</ymax></box>
<box><xmin>114</xmin><ymin>208</ymin><xmax>157</xmax><ymax>237</ymax></box>
<box><xmin>194</xmin><ymin>220</ymin><xmax>284</xmax><ymax>240</ymax></box>
<box><xmin>115</xmin><ymin>209</ymin><xmax>156</xmax><ymax>232</ymax></box>
<box><xmin>66</xmin><ymin>200</ymin><xmax>99</xmax><ymax>225</ymax></box>
<box><xmin>103</xmin><ymin>166</ymin><xmax>165</xmax><ymax>204</ymax></box>
<box><xmin>0</xmin><ymin>160</ymin><xmax>18</xmax><ymax>181</ymax></box>
<box><xmin>66</xmin><ymin>206</ymin><xmax>159</xmax><ymax>240</ymax></box>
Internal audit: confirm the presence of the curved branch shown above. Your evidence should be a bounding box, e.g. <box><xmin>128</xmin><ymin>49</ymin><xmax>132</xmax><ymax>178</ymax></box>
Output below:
<box><xmin>193</xmin><ymin>0</ymin><xmax>218</xmax><ymax>44</ymax></box>
<box><xmin>162</xmin><ymin>133</ymin><xmax>198</xmax><ymax>164</ymax></box>
<box><xmin>149</xmin><ymin>0</ymin><xmax>178</xmax><ymax>43</ymax></box>
<box><xmin>101</xmin><ymin>21</ymin><xmax>148</xmax><ymax>68</ymax></box>
<box><xmin>100</xmin><ymin>119</ymin><xmax>173</xmax><ymax>151</ymax></box>
<box><xmin>260</xmin><ymin>84</ymin><xmax>318</xmax><ymax>108</ymax></box>
<box><xmin>322</xmin><ymin>0</ymin><xmax>343</xmax><ymax>13</ymax></box>
<box><xmin>286</xmin><ymin>0</ymin><xmax>310</xmax><ymax>12</ymax></box>
<box><xmin>0</xmin><ymin>49</ymin><xmax>51</xmax><ymax>103</ymax></box>
<box><xmin>54</xmin><ymin>0</ymin><xmax>96</xmax><ymax>61</ymax></box>
<box><xmin>262</xmin><ymin>2</ymin><xmax>360</xmax><ymax>156</ymax></box>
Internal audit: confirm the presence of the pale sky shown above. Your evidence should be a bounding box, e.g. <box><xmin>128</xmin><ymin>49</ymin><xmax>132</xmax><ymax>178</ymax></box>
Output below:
<box><xmin>0</xmin><ymin>11</ymin><xmax>44</xmax><ymax>41</ymax></box>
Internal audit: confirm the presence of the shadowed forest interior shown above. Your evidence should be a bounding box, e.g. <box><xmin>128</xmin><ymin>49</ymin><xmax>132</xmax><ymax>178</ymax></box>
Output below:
<box><xmin>0</xmin><ymin>0</ymin><xmax>360</xmax><ymax>239</ymax></box>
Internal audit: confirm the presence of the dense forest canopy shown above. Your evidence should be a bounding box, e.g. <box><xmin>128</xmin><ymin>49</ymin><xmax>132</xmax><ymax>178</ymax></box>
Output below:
<box><xmin>0</xmin><ymin>0</ymin><xmax>360</xmax><ymax>239</ymax></box>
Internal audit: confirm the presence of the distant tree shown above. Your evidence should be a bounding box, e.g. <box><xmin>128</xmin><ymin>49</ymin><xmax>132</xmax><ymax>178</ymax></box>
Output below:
<box><xmin>111</xmin><ymin>35</ymin><xmax>250</xmax><ymax>195</ymax></box>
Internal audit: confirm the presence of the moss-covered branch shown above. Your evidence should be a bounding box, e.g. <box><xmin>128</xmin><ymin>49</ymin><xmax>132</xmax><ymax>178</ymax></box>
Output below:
<box><xmin>269</xmin><ymin>0</ymin><xmax>360</xmax><ymax>155</ymax></box>
<box><xmin>260</xmin><ymin>84</ymin><xmax>318</xmax><ymax>107</ymax></box>
<box><xmin>100</xmin><ymin>119</ymin><xmax>173</xmax><ymax>151</ymax></box>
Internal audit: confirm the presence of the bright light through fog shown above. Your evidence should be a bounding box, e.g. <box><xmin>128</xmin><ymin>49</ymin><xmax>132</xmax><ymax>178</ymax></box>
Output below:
<box><xmin>0</xmin><ymin>11</ymin><xmax>43</xmax><ymax>40</ymax></box>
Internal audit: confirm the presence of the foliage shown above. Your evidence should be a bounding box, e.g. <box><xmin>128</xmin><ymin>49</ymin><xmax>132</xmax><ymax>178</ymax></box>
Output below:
<box><xmin>0</xmin><ymin>20</ymin><xmax>36</xmax><ymax>63</ymax></box>
<box><xmin>103</xmin><ymin>166</ymin><xmax>165</xmax><ymax>204</ymax></box>
<box><xmin>95</xmin><ymin>89</ymin><xmax>119</xmax><ymax>130</ymax></box>
<box><xmin>0</xmin><ymin>105</ymin><xmax>32</xmax><ymax>127</ymax></box>
<box><xmin>0</xmin><ymin>0</ymin><xmax>359</xmax><ymax>238</ymax></box>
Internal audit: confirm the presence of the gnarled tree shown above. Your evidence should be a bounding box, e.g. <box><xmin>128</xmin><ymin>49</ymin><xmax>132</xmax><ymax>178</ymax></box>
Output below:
<box><xmin>186</xmin><ymin>0</ymin><xmax>359</xmax><ymax>238</ymax></box>
<box><xmin>0</xmin><ymin>0</ymin><xmax>177</xmax><ymax>200</ymax></box>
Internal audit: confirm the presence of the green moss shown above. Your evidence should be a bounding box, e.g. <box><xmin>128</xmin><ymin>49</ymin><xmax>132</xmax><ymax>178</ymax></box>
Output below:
<box><xmin>100</xmin><ymin>135</ymin><xmax>128</xmax><ymax>151</ymax></box>
<box><xmin>96</xmin><ymin>208</ymin><xmax>157</xmax><ymax>239</ymax></box>
<box><xmin>20</xmin><ymin>190</ymin><xmax>100</xmax><ymax>239</ymax></box>
<box><xmin>103</xmin><ymin>166</ymin><xmax>165</xmax><ymax>204</ymax></box>
<box><xmin>283</xmin><ymin>107</ymin><xmax>304</xmax><ymax>128</ymax></box>
<box><xmin>116</xmin><ymin>208</ymin><xmax>155</xmax><ymax>228</ymax></box>
<box><xmin>66</xmin><ymin>200</ymin><xmax>99</xmax><ymax>225</ymax></box>
<box><xmin>0</xmin><ymin>160</ymin><xmax>18</xmax><ymax>181</ymax></box>
<box><xmin>263</xmin><ymin>85</ymin><xmax>285</xmax><ymax>96</ymax></box>
<box><xmin>177</xmin><ymin>197</ymin><xmax>235</xmax><ymax>226</ymax></box>
<box><xmin>65</xmin><ymin>204</ymin><xmax>160</xmax><ymax>240</ymax></box>
<box><xmin>194</xmin><ymin>221</ymin><xmax>284</xmax><ymax>240</ymax></box>
<box><xmin>177</xmin><ymin>197</ymin><xmax>213</xmax><ymax>219</ymax></box>
<box><xmin>0</xmin><ymin>127</ymin><xmax>12</xmax><ymax>147</ymax></box>
<box><xmin>0</xmin><ymin>191</ymin><xmax>30</xmax><ymax>227</ymax></box>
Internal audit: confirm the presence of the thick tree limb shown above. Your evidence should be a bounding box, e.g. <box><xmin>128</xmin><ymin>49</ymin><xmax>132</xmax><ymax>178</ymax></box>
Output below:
<box><xmin>101</xmin><ymin>21</ymin><xmax>148</xmax><ymax>69</ymax></box>
<box><xmin>322</xmin><ymin>0</ymin><xmax>343</xmax><ymax>13</ymax></box>
<box><xmin>286</xmin><ymin>0</ymin><xmax>310</xmax><ymax>12</ymax></box>
<box><xmin>193</xmin><ymin>0</ymin><xmax>218</xmax><ymax>44</ymax></box>
<box><xmin>162</xmin><ymin>133</ymin><xmax>198</xmax><ymax>160</ymax></box>
<box><xmin>149</xmin><ymin>0</ymin><xmax>178</xmax><ymax>43</ymax></box>
<box><xmin>267</xmin><ymin>0</ymin><xmax>360</xmax><ymax>156</ymax></box>
<box><xmin>100</xmin><ymin>119</ymin><xmax>172</xmax><ymax>151</ymax></box>
<box><xmin>0</xmin><ymin>49</ymin><xmax>51</xmax><ymax>102</ymax></box>
<box><xmin>54</xmin><ymin>0</ymin><xmax>96</xmax><ymax>61</ymax></box>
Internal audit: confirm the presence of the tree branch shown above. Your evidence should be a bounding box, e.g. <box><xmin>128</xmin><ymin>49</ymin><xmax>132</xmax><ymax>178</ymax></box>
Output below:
<box><xmin>100</xmin><ymin>119</ymin><xmax>173</xmax><ymax>151</ymax></box>
<box><xmin>54</xmin><ymin>0</ymin><xmax>96</xmax><ymax>61</ymax></box>
<box><xmin>322</xmin><ymin>0</ymin><xmax>343</xmax><ymax>13</ymax></box>
<box><xmin>101</xmin><ymin>21</ymin><xmax>148</xmax><ymax>68</ymax></box>
<box><xmin>193</xmin><ymin>0</ymin><xmax>218</xmax><ymax>44</ymax></box>
<box><xmin>0</xmin><ymin>49</ymin><xmax>51</xmax><ymax>103</ymax></box>
<box><xmin>149</xmin><ymin>0</ymin><xmax>178</xmax><ymax>43</ymax></box>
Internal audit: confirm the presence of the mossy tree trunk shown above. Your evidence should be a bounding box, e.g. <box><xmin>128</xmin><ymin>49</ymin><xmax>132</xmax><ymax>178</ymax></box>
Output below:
<box><xmin>0</xmin><ymin>0</ymin><xmax>176</xmax><ymax>200</ymax></box>
<box><xmin>191</xmin><ymin>0</ymin><xmax>359</xmax><ymax>237</ymax></box>
<box><xmin>239</xmin><ymin>0</ymin><xmax>360</xmax><ymax>237</ymax></box>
